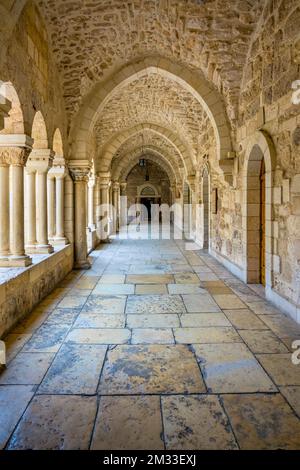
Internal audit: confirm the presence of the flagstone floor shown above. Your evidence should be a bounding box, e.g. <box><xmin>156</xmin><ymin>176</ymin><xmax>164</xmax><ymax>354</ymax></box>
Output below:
<box><xmin>1</xmin><ymin>230</ymin><xmax>300</xmax><ymax>450</ymax></box>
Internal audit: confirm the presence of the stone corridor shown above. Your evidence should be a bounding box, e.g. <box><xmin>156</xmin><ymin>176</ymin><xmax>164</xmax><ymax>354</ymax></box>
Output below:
<box><xmin>1</xmin><ymin>230</ymin><xmax>300</xmax><ymax>450</ymax></box>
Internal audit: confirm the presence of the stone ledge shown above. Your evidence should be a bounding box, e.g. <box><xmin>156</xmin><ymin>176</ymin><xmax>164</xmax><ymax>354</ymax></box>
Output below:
<box><xmin>0</xmin><ymin>245</ymin><xmax>74</xmax><ymax>338</ymax></box>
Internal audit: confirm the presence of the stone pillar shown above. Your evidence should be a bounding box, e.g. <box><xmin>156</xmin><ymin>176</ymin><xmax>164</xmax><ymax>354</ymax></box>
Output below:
<box><xmin>88</xmin><ymin>175</ymin><xmax>96</xmax><ymax>230</ymax></box>
<box><xmin>112</xmin><ymin>181</ymin><xmax>120</xmax><ymax>233</ymax></box>
<box><xmin>0</xmin><ymin>158</ymin><xmax>9</xmax><ymax>261</ymax></box>
<box><xmin>0</xmin><ymin>136</ymin><xmax>32</xmax><ymax>267</ymax></box>
<box><xmin>48</xmin><ymin>160</ymin><xmax>68</xmax><ymax>245</ymax></box>
<box><xmin>119</xmin><ymin>182</ymin><xmax>127</xmax><ymax>228</ymax></box>
<box><xmin>27</xmin><ymin>149</ymin><xmax>54</xmax><ymax>253</ymax></box>
<box><xmin>47</xmin><ymin>174</ymin><xmax>55</xmax><ymax>240</ymax></box>
<box><xmin>94</xmin><ymin>176</ymin><xmax>101</xmax><ymax>243</ymax></box>
<box><xmin>69</xmin><ymin>160</ymin><xmax>91</xmax><ymax>269</ymax></box>
<box><xmin>98</xmin><ymin>171</ymin><xmax>111</xmax><ymax>242</ymax></box>
<box><xmin>25</xmin><ymin>168</ymin><xmax>37</xmax><ymax>249</ymax></box>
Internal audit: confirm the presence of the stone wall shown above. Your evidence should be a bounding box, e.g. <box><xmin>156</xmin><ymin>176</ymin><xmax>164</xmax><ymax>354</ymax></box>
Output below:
<box><xmin>0</xmin><ymin>245</ymin><xmax>73</xmax><ymax>338</ymax></box>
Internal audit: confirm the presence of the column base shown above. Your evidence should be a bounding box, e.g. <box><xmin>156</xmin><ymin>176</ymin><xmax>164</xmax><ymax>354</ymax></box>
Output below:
<box><xmin>26</xmin><ymin>244</ymin><xmax>54</xmax><ymax>254</ymax></box>
<box><xmin>50</xmin><ymin>237</ymin><xmax>69</xmax><ymax>246</ymax></box>
<box><xmin>74</xmin><ymin>259</ymin><xmax>91</xmax><ymax>270</ymax></box>
<box><xmin>0</xmin><ymin>255</ymin><xmax>32</xmax><ymax>267</ymax></box>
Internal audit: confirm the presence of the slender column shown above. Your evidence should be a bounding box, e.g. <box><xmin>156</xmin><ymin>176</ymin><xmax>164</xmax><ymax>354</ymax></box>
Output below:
<box><xmin>48</xmin><ymin>159</ymin><xmax>68</xmax><ymax>245</ymax></box>
<box><xmin>47</xmin><ymin>174</ymin><xmax>55</xmax><ymax>240</ymax></box>
<box><xmin>55</xmin><ymin>175</ymin><xmax>66</xmax><ymax>241</ymax></box>
<box><xmin>98</xmin><ymin>171</ymin><xmax>111</xmax><ymax>242</ymax></box>
<box><xmin>94</xmin><ymin>176</ymin><xmax>101</xmax><ymax>242</ymax></box>
<box><xmin>0</xmin><ymin>158</ymin><xmax>9</xmax><ymax>260</ymax></box>
<box><xmin>25</xmin><ymin>168</ymin><xmax>37</xmax><ymax>248</ymax></box>
<box><xmin>0</xmin><ymin>136</ymin><xmax>33</xmax><ymax>267</ymax></box>
<box><xmin>69</xmin><ymin>160</ymin><xmax>91</xmax><ymax>269</ymax></box>
<box><xmin>9</xmin><ymin>148</ymin><xmax>32</xmax><ymax>266</ymax></box>
<box><xmin>88</xmin><ymin>176</ymin><xmax>95</xmax><ymax>229</ymax></box>
<box><xmin>112</xmin><ymin>181</ymin><xmax>120</xmax><ymax>233</ymax></box>
<box><xmin>119</xmin><ymin>182</ymin><xmax>127</xmax><ymax>228</ymax></box>
<box><xmin>27</xmin><ymin>149</ymin><xmax>54</xmax><ymax>253</ymax></box>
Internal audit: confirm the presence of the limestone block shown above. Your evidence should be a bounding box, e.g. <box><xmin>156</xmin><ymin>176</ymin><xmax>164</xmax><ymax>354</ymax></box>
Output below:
<box><xmin>273</xmin><ymin>187</ymin><xmax>282</xmax><ymax>205</ymax></box>
<box><xmin>273</xmin><ymin>255</ymin><xmax>281</xmax><ymax>274</ymax></box>
<box><xmin>282</xmin><ymin>179</ymin><xmax>290</xmax><ymax>203</ymax></box>
<box><xmin>291</xmin><ymin>175</ymin><xmax>300</xmax><ymax>194</ymax></box>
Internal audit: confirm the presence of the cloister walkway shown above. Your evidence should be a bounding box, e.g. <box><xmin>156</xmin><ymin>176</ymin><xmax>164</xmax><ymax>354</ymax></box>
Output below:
<box><xmin>1</xmin><ymin>227</ymin><xmax>300</xmax><ymax>449</ymax></box>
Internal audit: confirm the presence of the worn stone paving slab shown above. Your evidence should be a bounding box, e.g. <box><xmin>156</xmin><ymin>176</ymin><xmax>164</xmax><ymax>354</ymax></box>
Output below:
<box><xmin>99</xmin><ymin>274</ymin><xmax>125</xmax><ymax>284</ymax></box>
<box><xmin>7</xmin><ymin>395</ymin><xmax>97</xmax><ymax>450</ymax></box>
<box><xmin>168</xmin><ymin>284</ymin><xmax>205</xmax><ymax>294</ymax></box>
<box><xmin>38</xmin><ymin>343</ymin><xmax>107</xmax><ymax>394</ymax></box>
<box><xmin>246</xmin><ymin>301</ymin><xmax>283</xmax><ymax>315</ymax></box>
<box><xmin>193</xmin><ymin>343</ymin><xmax>277</xmax><ymax>393</ymax></box>
<box><xmin>135</xmin><ymin>284</ymin><xmax>168</xmax><ymax>295</ymax></box>
<box><xmin>46</xmin><ymin>308</ymin><xmax>80</xmax><ymax>326</ymax></box>
<box><xmin>126</xmin><ymin>274</ymin><xmax>174</xmax><ymax>284</ymax></box>
<box><xmin>66</xmin><ymin>328</ymin><xmax>131</xmax><ymax>345</ymax></box>
<box><xmin>22</xmin><ymin>322</ymin><xmax>70</xmax><ymax>353</ymax></box>
<box><xmin>162</xmin><ymin>395</ymin><xmax>238</xmax><ymax>450</ymax></box>
<box><xmin>238</xmin><ymin>330</ymin><xmax>289</xmax><ymax>354</ymax></box>
<box><xmin>126</xmin><ymin>314</ymin><xmax>180</xmax><ymax>328</ymax></box>
<box><xmin>0</xmin><ymin>385</ymin><xmax>35</xmax><ymax>449</ymax></box>
<box><xmin>73</xmin><ymin>313</ymin><xmax>125</xmax><ymax>329</ymax></box>
<box><xmin>99</xmin><ymin>344</ymin><xmax>206</xmax><ymax>394</ymax></box>
<box><xmin>222</xmin><ymin>394</ymin><xmax>300</xmax><ymax>449</ymax></box>
<box><xmin>0</xmin><ymin>353</ymin><xmax>54</xmax><ymax>385</ymax></box>
<box><xmin>279</xmin><ymin>386</ymin><xmax>300</xmax><ymax>418</ymax></box>
<box><xmin>131</xmin><ymin>328</ymin><xmax>174</xmax><ymax>344</ymax></box>
<box><xmin>93</xmin><ymin>283</ymin><xmax>134</xmax><ymax>295</ymax></box>
<box><xmin>91</xmin><ymin>396</ymin><xmax>164</xmax><ymax>450</ymax></box>
<box><xmin>85</xmin><ymin>295</ymin><xmax>126</xmax><ymax>314</ymax></box>
<box><xmin>212</xmin><ymin>294</ymin><xmax>246</xmax><ymax>310</ymax></box>
<box><xmin>223</xmin><ymin>309</ymin><xmax>268</xmax><ymax>330</ymax></box>
<box><xmin>259</xmin><ymin>315</ymin><xmax>300</xmax><ymax>339</ymax></box>
<box><xmin>180</xmin><ymin>313</ymin><xmax>231</xmax><ymax>328</ymax></box>
<box><xmin>126</xmin><ymin>295</ymin><xmax>185</xmax><ymax>314</ymax></box>
<box><xmin>174</xmin><ymin>327</ymin><xmax>241</xmax><ymax>344</ymax></box>
<box><xmin>182</xmin><ymin>294</ymin><xmax>221</xmax><ymax>313</ymax></box>
<box><xmin>57</xmin><ymin>296</ymin><xmax>87</xmax><ymax>309</ymax></box>
<box><xmin>174</xmin><ymin>273</ymin><xmax>200</xmax><ymax>284</ymax></box>
<box><xmin>256</xmin><ymin>354</ymin><xmax>300</xmax><ymax>386</ymax></box>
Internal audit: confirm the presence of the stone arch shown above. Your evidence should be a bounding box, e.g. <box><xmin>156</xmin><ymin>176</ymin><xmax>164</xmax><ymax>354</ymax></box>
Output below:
<box><xmin>98</xmin><ymin>123</ymin><xmax>191</xmax><ymax>175</ymax></box>
<box><xmin>52</xmin><ymin>128</ymin><xmax>64</xmax><ymax>157</ymax></box>
<box><xmin>0</xmin><ymin>81</ymin><xmax>24</xmax><ymax>134</ymax></box>
<box><xmin>137</xmin><ymin>183</ymin><xmax>159</xmax><ymax>198</ymax></box>
<box><xmin>31</xmin><ymin>111</ymin><xmax>48</xmax><ymax>149</ymax></box>
<box><xmin>71</xmin><ymin>57</ymin><xmax>232</xmax><ymax>163</ymax></box>
<box><xmin>112</xmin><ymin>147</ymin><xmax>178</xmax><ymax>184</ymax></box>
<box><xmin>243</xmin><ymin>130</ymin><xmax>276</xmax><ymax>288</ymax></box>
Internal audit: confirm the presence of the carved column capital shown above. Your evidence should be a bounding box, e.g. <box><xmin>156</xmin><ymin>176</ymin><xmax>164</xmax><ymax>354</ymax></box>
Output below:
<box><xmin>0</xmin><ymin>146</ymin><xmax>31</xmax><ymax>166</ymax></box>
<box><xmin>69</xmin><ymin>159</ymin><xmax>91</xmax><ymax>182</ymax></box>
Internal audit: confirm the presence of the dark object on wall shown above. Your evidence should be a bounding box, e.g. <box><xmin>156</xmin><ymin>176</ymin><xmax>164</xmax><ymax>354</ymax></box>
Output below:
<box><xmin>212</xmin><ymin>188</ymin><xmax>218</xmax><ymax>214</ymax></box>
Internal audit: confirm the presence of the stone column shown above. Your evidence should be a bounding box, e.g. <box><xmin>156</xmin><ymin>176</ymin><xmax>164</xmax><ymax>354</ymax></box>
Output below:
<box><xmin>88</xmin><ymin>175</ymin><xmax>96</xmax><ymax>230</ymax></box>
<box><xmin>27</xmin><ymin>150</ymin><xmax>54</xmax><ymax>253</ymax></box>
<box><xmin>94</xmin><ymin>176</ymin><xmax>101</xmax><ymax>243</ymax></box>
<box><xmin>0</xmin><ymin>154</ymin><xmax>9</xmax><ymax>261</ymax></box>
<box><xmin>69</xmin><ymin>160</ymin><xmax>91</xmax><ymax>269</ymax></box>
<box><xmin>25</xmin><ymin>168</ymin><xmax>37</xmax><ymax>249</ymax></box>
<box><xmin>47</xmin><ymin>174</ymin><xmax>55</xmax><ymax>240</ymax></box>
<box><xmin>119</xmin><ymin>182</ymin><xmax>127</xmax><ymax>228</ymax></box>
<box><xmin>98</xmin><ymin>171</ymin><xmax>111</xmax><ymax>242</ymax></box>
<box><xmin>9</xmin><ymin>148</ymin><xmax>32</xmax><ymax>265</ymax></box>
<box><xmin>48</xmin><ymin>160</ymin><xmax>68</xmax><ymax>245</ymax></box>
<box><xmin>0</xmin><ymin>136</ymin><xmax>33</xmax><ymax>267</ymax></box>
<box><xmin>112</xmin><ymin>181</ymin><xmax>120</xmax><ymax>233</ymax></box>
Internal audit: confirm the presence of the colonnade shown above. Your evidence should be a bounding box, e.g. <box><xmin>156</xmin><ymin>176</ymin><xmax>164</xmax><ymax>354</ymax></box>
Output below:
<box><xmin>0</xmin><ymin>135</ymin><xmax>69</xmax><ymax>267</ymax></box>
